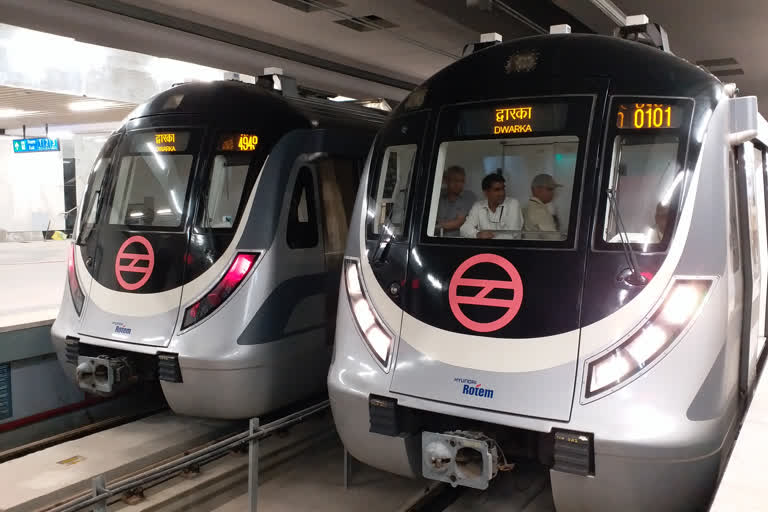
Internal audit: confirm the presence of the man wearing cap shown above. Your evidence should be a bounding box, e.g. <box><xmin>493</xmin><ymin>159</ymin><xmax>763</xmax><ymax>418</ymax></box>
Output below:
<box><xmin>523</xmin><ymin>173</ymin><xmax>562</xmax><ymax>239</ymax></box>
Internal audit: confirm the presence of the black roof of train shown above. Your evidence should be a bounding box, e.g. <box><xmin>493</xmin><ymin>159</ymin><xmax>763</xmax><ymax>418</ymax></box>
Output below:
<box><xmin>398</xmin><ymin>33</ymin><xmax>722</xmax><ymax>114</ymax></box>
<box><xmin>127</xmin><ymin>79</ymin><xmax>388</xmax><ymax>131</ymax></box>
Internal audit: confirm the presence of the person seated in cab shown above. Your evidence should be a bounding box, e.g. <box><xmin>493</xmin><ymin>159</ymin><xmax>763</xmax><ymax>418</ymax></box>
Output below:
<box><xmin>523</xmin><ymin>173</ymin><xmax>563</xmax><ymax>240</ymax></box>
<box><xmin>460</xmin><ymin>173</ymin><xmax>523</xmax><ymax>239</ymax></box>
<box><xmin>648</xmin><ymin>202</ymin><xmax>669</xmax><ymax>243</ymax></box>
<box><xmin>436</xmin><ymin>165</ymin><xmax>477</xmax><ymax>237</ymax></box>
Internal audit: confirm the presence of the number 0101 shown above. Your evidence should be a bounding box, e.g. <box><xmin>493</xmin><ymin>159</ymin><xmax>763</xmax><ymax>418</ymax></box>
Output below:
<box><xmin>617</xmin><ymin>103</ymin><xmax>677</xmax><ymax>129</ymax></box>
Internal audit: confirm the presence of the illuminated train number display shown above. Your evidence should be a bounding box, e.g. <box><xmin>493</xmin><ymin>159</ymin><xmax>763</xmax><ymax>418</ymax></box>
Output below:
<box><xmin>218</xmin><ymin>133</ymin><xmax>260</xmax><ymax>152</ymax></box>
<box><xmin>617</xmin><ymin>103</ymin><xmax>681</xmax><ymax>129</ymax></box>
<box><xmin>237</xmin><ymin>134</ymin><xmax>259</xmax><ymax>151</ymax></box>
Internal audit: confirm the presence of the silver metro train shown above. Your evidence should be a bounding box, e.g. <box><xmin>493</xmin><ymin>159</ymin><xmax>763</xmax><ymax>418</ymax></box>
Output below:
<box><xmin>52</xmin><ymin>77</ymin><xmax>387</xmax><ymax>419</ymax></box>
<box><xmin>329</xmin><ymin>21</ymin><xmax>768</xmax><ymax>511</ymax></box>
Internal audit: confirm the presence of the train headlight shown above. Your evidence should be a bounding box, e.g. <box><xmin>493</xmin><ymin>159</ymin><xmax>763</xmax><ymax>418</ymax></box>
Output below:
<box><xmin>181</xmin><ymin>253</ymin><xmax>258</xmax><ymax>329</ymax></box>
<box><xmin>585</xmin><ymin>278</ymin><xmax>714</xmax><ymax>399</ymax></box>
<box><xmin>68</xmin><ymin>243</ymin><xmax>85</xmax><ymax>316</ymax></box>
<box><xmin>344</xmin><ymin>258</ymin><xmax>393</xmax><ymax>368</ymax></box>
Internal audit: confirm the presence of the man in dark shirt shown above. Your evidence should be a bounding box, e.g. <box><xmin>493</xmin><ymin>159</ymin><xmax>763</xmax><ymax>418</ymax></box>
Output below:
<box><xmin>436</xmin><ymin>166</ymin><xmax>476</xmax><ymax>237</ymax></box>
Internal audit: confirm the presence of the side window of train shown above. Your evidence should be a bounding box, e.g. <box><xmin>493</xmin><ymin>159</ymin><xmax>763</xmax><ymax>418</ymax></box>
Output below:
<box><xmin>370</xmin><ymin>145</ymin><xmax>418</xmax><ymax>237</ymax></box>
<box><xmin>79</xmin><ymin>134</ymin><xmax>121</xmax><ymax>232</ymax></box>
<box><xmin>287</xmin><ymin>166</ymin><xmax>319</xmax><ymax>249</ymax></box>
<box><xmin>367</xmin><ymin>112</ymin><xmax>429</xmax><ymax>239</ymax></box>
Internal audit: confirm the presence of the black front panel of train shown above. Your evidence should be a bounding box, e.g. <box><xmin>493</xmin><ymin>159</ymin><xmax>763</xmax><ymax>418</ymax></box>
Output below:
<box><xmin>83</xmin><ymin>128</ymin><xmax>202</xmax><ymax>294</ymax></box>
<box><xmin>366</xmin><ymin>91</ymin><xmax>602</xmax><ymax>338</ymax></box>
<box><xmin>78</xmin><ymin>110</ymin><xmax>307</xmax><ymax>293</ymax></box>
<box><xmin>408</xmin><ymin>96</ymin><xmax>597</xmax><ymax>338</ymax></box>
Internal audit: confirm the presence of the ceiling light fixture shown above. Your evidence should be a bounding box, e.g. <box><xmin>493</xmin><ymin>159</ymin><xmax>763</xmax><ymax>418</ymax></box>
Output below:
<box><xmin>0</xmin><ymin>108</ymin><xmax>38</xmax><ymax>118</ymax></box>
<box><xmin>68</xmin><ymin>100</ymin><xmax>120</xmax><ymax>112</ymax></box>
<box><xmin>329</xmin><ymin>95</ymin><xmax>356</xmax><ymax>102</ymax></box>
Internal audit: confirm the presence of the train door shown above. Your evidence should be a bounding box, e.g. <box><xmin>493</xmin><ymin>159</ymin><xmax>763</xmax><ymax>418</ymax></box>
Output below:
<box><xmin>316</xmin><ymin>157</ymin><xmax>361</xmax><ymax>345</ymax></box>
<box><xmin>754</xmin><ymin>144</ymin><xmax>768</xmax><ymax>360</ymax></box>
<box><xmin>77</xmin><ymin>129</ymin><xmax>201</xmax><ymax>347</ymax></box>
<box><xmin>281</xmin><ymin>163</ymin><xmax>327</xmax><ymax>338</ymax></box>
<box><xmin>735</xmin><ymin>142</ymin><xmax>767</xmax><ymax>394</ymax></box>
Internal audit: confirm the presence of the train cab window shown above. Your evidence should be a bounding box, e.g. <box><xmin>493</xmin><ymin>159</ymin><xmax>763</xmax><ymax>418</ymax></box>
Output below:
<box><xmin>106</xmin><ymin>130</ymin><xmax>198</xmax><ymax>229</ymax></box>
<box><xmin>423</xmin><ymin>97</ymin><xmax>593</xmax><ymax>245</ymax></box>
<box><xmin>601</xmin><ymin>134</ymin><xmax>681</xmax><ymax>248</ymax></box>
<box><xmin>201</xmin><ymin>133</ymin><xmax>268</xmax><ymax>230</ymax></box>
<box><xmin>426</xmin><ymin>137</ymin><xmax>579</xmax><ymax>241</ymax></box>
<box><xmin>597</xmin><ymin>99</ymin><xmax>693</xmax><ymax>252</ymax></box>
<box><xmin>287</xmin><ymin>167</ymin><xmax>319</xmax><ymax>249</ymax></box>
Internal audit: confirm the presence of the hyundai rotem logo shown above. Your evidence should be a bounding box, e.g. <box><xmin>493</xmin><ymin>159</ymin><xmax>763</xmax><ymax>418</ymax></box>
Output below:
<box><xmin>455</xmin><ymin>377</ymin><xmax>495</xmax><ymax>399</ymax></box>
<box><xmin>113</xmin><ymin>322</ymin><xmax>132</xmax><ymax>336</ymax></box>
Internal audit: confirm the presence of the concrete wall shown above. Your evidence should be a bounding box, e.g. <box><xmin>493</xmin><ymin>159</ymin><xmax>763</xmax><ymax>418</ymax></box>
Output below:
<box><xmin>0</xmin><ymin>136</ymin><xmax>65</xmax><ymax>233</ymax></box>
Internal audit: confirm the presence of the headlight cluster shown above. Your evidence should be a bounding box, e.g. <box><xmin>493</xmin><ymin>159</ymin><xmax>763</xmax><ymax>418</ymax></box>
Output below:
<box><xmin>586</xmin><ymin>278</ymin><xmax>714</xmax><ymax>398</ymax></box>
<box><xmin>68</xmin><ymin>243</ymin><xmax>85</xmax><ymax>316</ymax></box>
<box><xmin>344</xmin><ymin>258</ymin><xmax>393</xmax><ymax>368</ymax></box>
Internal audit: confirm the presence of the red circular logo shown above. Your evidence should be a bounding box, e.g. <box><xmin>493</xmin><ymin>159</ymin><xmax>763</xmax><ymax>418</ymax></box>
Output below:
<box><xmin>448</xmin><ymin>253</ymin><xmax>524</xmax><ymax>333</ymax></box>
<box><xmin>115</xmin><ymin>236</ymin><xmax>155</xmax><ymax>291</ymax></box>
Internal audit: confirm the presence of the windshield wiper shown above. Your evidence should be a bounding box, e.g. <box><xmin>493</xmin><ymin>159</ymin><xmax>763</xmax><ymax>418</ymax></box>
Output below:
<box><xmin>607</xmin><ymin>189</ymin><xmax>647</xmax><ymax>286</ymax></box>
<box><xmin>369</xmin><ymin>206</ymin><xmax>396</xmax><ymax>265</ymax></box>
<box><xmin>75</xmin><ymin>190</ymin><xmax>102</xmax><ymax>246</ymax></box>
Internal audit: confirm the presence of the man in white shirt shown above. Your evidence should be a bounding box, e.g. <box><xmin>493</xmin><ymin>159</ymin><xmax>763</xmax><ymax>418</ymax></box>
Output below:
<box><xmin>460</xmin><ymin>173</ymin><xmax>523</xmax><ymax>239</ymax></box>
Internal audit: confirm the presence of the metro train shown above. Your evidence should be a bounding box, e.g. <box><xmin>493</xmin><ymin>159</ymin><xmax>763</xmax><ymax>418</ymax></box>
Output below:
<box><xmin>329</xmin><ymin>20</ymin><xmax>768</xmax><ymax>511</ymax></box>
<box><xmin>51</xmin><ymin>78</ymin><xmax>387</xmax><ymax>419</ymax></box>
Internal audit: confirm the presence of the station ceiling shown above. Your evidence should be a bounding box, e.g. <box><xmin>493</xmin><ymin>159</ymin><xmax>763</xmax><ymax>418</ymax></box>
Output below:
<box><xmin>0</xmin><ymin>86</ymin><xmax>135</xmax><ymax>129</ymax></box>
<box><xmin>0</xmin><ymin>0</ymin><xmax>766</xmax><ymax>119</ymax></box>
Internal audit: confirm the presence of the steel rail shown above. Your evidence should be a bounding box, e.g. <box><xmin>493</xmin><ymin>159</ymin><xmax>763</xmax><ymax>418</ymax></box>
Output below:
<box><xmin>47</xmin><ymin>400</ymin><xmax>330</xmax><ymax>512</ymax></box>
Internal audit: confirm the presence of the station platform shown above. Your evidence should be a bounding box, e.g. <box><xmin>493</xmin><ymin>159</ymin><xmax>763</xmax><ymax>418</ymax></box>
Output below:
<box><xmin>0</xmin><ymin>240</ymin><xmax>67</xmax><ymax>332</ymax></box>
<box><xmin>710</xmin><ymin>364</ymin><xmax>768</xmax><ymax>511</ymax></box>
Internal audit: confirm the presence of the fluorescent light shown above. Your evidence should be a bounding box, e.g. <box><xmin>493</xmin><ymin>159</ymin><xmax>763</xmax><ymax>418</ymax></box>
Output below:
<box><xmin>0</xmin><ymin>108</ymin><xmax>37</xmax><ymax>118</ymax></box>
<box><xmin>156</xmin><ymin>208</ymin><xmax>172</xmax><ymax>215</ymax></box>
<box><xmin>68</xmin><ymin>100</ymin><xmax>119</xmax><ymax>112</ymax></box>
<box><xmin>49</xmin><ymin>130</ymin><xmax>73</xmax><ymax>140</ymax></box>
<box><xmin>329</xmin><ymin>95</ymin><xmax>356</xmax><ymax>102</ymax></box>
<box><xmin>129</xmin><ymin>212</ymin><xmax>144</xmax><ymax>218</ymax></box>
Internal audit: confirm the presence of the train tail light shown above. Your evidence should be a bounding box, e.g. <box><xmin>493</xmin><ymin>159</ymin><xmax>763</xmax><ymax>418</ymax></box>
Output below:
<box><xmin>585</xmin><ymin>278</ymin><xmax>714</xmax><ymax>399</ymax></box>
<box><xmin>182</xmin><ymin>253</ymin><xmax>258</xmax><ymax>329</ymax></box>
<box><xmin>344</xmin><ymin>258</ymin><xmax>393</xmax><ymax>369</ymax></box>
<box><xmin>68</xmin><ymin>243</ymin><xmax>85</xmax><ymax>316</ymax></box>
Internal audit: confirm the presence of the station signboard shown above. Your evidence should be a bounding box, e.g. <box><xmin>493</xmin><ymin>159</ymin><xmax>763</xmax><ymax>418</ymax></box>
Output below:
<box><xmin>12</xmin><ymin>138</ymin><xmax>60</xmax><ymax>153</ymax></box>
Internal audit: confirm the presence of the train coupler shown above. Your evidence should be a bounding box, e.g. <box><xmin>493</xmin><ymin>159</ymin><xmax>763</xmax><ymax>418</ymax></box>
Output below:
<box><xmin>421</xmin><ymin>430</ymin><xmax>507</xmax><ymax>490</ymax></box>
<box><xmin>75</xmin><ymin>355</ymin><xmax>137</xmax><ymax>396</ymax></box>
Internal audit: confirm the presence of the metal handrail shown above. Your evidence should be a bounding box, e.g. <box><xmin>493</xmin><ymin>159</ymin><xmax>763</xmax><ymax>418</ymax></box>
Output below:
<box><xmin>47</xmin><ymin>400</ymin><xmax>330</xmax><ymax>512</ymax></box>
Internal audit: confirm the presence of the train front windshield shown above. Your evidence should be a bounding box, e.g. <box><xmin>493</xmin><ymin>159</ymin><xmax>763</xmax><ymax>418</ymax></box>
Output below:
<box><xmin>78</xmin><ymin>130</ymin><xmax>269</xmax><ymax>237</ymax></box>
<box><xmin>368</xmin><ymin>96</ymin><xmax>692</xmax><ymax>254</ymax></box>
<box><xmin>424</xmin><ymin>99</ymin><xmax>585</xmax><ymax>244</ymax></box>
<box><xmin>105</xmin><ymin>131</ymin><xmax>198</xmax><ymax>229</ymax></box>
